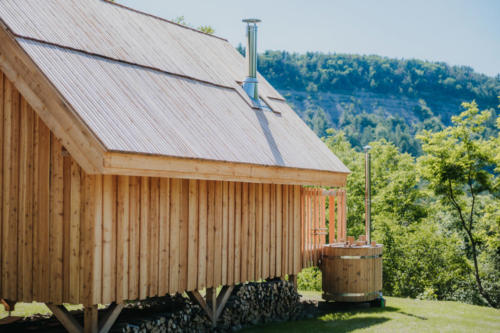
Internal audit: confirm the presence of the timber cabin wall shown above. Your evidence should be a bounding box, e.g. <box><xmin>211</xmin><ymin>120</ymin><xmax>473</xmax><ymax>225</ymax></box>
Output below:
<box><xmin>0</xmin><ymin>70</ymin><xmax>306</xmax><ymax>307</ymax></box>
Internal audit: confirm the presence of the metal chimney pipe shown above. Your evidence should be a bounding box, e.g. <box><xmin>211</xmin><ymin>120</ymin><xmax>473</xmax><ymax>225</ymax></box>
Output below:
<box><xmin>364</xmin><ymin>145</ymin><xmax>372</xmax><ymax>244</ymax></box>
<box><xmin>242</xmin><ymin>18</ymin><xmax>261</xmax><ymax>101</ymax></box>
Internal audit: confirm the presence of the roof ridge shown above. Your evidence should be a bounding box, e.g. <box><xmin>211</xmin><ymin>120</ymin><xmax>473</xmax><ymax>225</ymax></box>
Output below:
<box><xmin>16</xmin><ymin>35</ymin><xmax>234</xmax><ymax>90</ymax></box>
<box><xmin>101</xmin><ymin>0</ymin><xmax>228</xmax><ymax>42</ymax></box>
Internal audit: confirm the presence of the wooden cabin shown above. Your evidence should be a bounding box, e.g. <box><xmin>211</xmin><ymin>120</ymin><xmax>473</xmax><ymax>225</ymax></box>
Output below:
<box><xmin>0</xmin><ymin>0</ymin><xmax>349</xmax><ymax>332</ymax></box>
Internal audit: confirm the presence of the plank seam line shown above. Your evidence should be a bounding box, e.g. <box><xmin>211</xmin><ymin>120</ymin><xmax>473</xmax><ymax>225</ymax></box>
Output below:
<box><xmin>14</xmin><ymin>35</ymin><xmax>235</xmax><ymax>90</ymax></box>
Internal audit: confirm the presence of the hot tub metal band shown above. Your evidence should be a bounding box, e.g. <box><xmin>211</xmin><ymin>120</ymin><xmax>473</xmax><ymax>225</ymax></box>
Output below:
<box><xmin>322</xmin><ymin>254</ymin><xmax>382</xmax><ymax>259</ymax></box>
<box><xmin>324</xmin><ymin>291</ymin><xmax>381</xmax><ymax>297</ymax></box>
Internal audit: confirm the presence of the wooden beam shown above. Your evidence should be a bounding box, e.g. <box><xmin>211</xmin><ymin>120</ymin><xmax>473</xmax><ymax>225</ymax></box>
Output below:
<box><xmin>205</xmin><ymin>287</ymin><xmax>217</xmax><ymax>327</ymax></box>
<box><xmin>215</xmin><ymin>285</ymin><xmax>234</xmax><ymax>319</ymax></box>
<box><xmin>288</xmin><ymin>274</ymin><xmax>298</xmax><ymax>292</ymax></box>
<box><xmin>188</xmin><ymin>286</ymin><xmax>234</xmax><ymax>328</ymax></box>
<box><xmin>98</xmin><ymin>303</ymin><xmax>124</xmax><ymax>333</ymax></box>
<box><xmin>47</xmin><ymin>302</ymin><xmax>123</xmax><ymax>333</ymax></box>
<box><xmin>187</xmin><ymin>290</ymin><xmax>212</xmax><ymax>322</ymax></box>
<box><xmin>0</xmin><ymin>22</ymin><xmax>105</xmax><ymax>174</ymax></box>
<box><xmin>84</xmin><ymin>305</ymin><xmax>98</xmax><ymax>333</ymax></box>
<box><xmin>46</xmin><ymin>303</ymin><xmax>83</xmax><ymax>333</ymax></box>
<box><xmin>104</xmin><ymin>152</ymin><xmax>348</xmax><ymax>187</ymax></box>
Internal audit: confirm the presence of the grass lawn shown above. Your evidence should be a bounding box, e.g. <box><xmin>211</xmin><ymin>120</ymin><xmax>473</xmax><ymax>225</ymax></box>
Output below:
<box><xmin>2</xmin><ymin>291</ymin><xmax>499</xmax><ymax>332</ymax></box>
<box><xmin>242</xmin><ymin>291</ymin><xmax>500</xmax><ymax>333</ymax></box>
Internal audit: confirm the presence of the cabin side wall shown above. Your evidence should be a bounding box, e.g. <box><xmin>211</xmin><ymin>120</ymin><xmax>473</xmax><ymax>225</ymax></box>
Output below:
<box><xmin>0</xmin><ymin>71</ymin><xmax>94</xmax><ymax>305</ymax></box>
<box><xmin>102</xmin><ymin>177</ymin><xmax>303</xmax><ymax>305</ymax></box>
<box><xmin>0</xmin><ymin>70</ymin><xmax>305</xmax><ymax>306</ymax></box>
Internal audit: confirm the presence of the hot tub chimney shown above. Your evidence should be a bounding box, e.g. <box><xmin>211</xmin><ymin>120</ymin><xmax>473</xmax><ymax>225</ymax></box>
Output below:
<box><xmin>242</xmin><ymin>18</ymin><xmax>261</xmax><ymax>102</ymax></box>
<box><xmin>364</xmin><ymin>145</ymin><xmax>372</xmax><ymax>244</ymax></box>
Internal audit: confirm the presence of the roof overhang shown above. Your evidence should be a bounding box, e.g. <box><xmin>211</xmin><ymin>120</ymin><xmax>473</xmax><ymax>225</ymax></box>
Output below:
<box><xmin>104</xmin><ymin>152</ymin><xmax>348</xmax><ymax>187</ymax></box>
<box><xmin>0</xmin><ymin>23</ymin><xmax>348</xmax><ymax>187</ymax></box>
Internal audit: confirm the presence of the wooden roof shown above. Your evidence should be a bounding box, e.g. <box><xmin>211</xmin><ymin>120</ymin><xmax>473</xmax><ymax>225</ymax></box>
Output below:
<box><xmin>0</xmin><ymin>0</ymin><xmax>349</xmax><ymax>186</ymax></box>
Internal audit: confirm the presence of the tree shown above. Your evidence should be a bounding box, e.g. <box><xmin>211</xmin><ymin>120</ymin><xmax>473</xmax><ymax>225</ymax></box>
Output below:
<box><xmin>417</xmin><ymin>101</ymin><xmax>499</xmax><ymax>307</ymax></box>
<box><xmin>172</xmin><ymin>16</ymin><xmax>215</xmax><ymax>35</ymax></box>
<box><xmin>324</xmin><ymin>131</ymin><xmax>426</xmax><ymax>236</ymax></box>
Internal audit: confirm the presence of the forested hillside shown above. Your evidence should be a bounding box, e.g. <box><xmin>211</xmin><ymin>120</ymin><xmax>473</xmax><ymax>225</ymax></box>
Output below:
<box><xmin>252</xmin><ymin>50</ymin><xmax>499</xmax><ymax>308</ymax></box>
<box><xmin>255</xmin><ymin>50</ymin><xmax>500</xmax><ymax>155</ymax></box>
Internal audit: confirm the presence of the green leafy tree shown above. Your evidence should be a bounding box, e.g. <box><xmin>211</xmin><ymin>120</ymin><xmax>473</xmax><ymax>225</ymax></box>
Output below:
<box><xmin>324</xmin><ymin>131</ymin><xmax>426</xmax><ymax>236</ymax></box>
<box><xmin>417</xmin><ymin>101</ymin><xmax>499</xmax><ymax>307</ymax></box>
<box><xmin>172</xmin><ymin>16</ymin><xmax>215</xmax><ymax>35</ymax></box>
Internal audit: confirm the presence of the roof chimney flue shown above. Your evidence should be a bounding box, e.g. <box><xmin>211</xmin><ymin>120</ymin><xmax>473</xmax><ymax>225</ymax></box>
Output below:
<box><xmin>242</xmin><ymin>18</ymin><xmax>261</xmax><ymax>102</ymax></box>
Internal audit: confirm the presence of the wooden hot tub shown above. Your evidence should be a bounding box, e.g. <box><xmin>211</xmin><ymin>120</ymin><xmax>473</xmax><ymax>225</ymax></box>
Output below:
<box><xmin>321</xmin><ymin>243</ymin><xmax>383</xmax><ymax>302</ymax></box>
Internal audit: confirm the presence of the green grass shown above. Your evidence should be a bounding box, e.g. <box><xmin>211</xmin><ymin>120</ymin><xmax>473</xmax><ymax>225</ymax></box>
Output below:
<box><xmin>0</xmin><ymin>303</ymin><xmax>102</xmax><ymax>320</ymax></box>
<box><xmin>2</xmin><ymin>292</ymin><xmax>499</xmax><ymax>332</ymax></box>
<box><xmin>242</xmin><ymin>291</ymin><xmax>500</xmax><ymax>333</ymax></box>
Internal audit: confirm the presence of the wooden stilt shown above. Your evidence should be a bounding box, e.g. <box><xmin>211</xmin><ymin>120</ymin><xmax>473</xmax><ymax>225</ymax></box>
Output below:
<box><xmin>187</xmin><ymin>290</ymin><xmax>212</xmax><ymax>319</ymax></box>
<box><xmin>46</xmin><ymin>302</ymin><xmax>123</xmax><ymax>333</ymax></box>
<box><xmin>215</xmin><ymin>285</ymin><xmax>234</xmax><ymax>319</ymax></box>
<box><xmin>98</xmin><ymin>303</ymin><xmax>124</xmax><ymax>333</ymax></box>
<box><xmin>187</xmin><ymin>285</ymin><xmax>234</xmax><ymax>327</ymax></box>
<box><xmin>288</xmin><ymin>274</ymin><xmax>297</xmax><ymax>291</ymax></box>
<box><xmin>46</xmin><ymin>304</ymin><xmax>82</xmax><ymax>333</ymax></box>
<box><xmin>206</xmin><ymin>287</ymin><xmax>217</xmax><ymax>326</ymax></box>
<box><xmin>84</xmin><ymin>305</ymin><xmax>98</xmax><ymax>333</ymax></box>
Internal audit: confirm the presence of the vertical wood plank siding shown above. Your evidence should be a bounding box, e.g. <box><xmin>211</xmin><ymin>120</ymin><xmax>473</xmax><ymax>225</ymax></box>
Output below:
<box><xmin>300</xmin><ymin>188</ymin><xmax>347</xmax><ymax>268</ymax></box>
<box><xmin>0</xmin><ymin>72</ymin><xmax>336</xmax><ymax>306</ymax></box>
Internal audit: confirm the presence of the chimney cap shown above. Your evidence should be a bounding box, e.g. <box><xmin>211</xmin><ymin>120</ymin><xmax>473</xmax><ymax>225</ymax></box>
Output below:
<box><xmin>242</xmin><ymin>18</ymin><xmax>261</xmax><ymax>24</ymax></box>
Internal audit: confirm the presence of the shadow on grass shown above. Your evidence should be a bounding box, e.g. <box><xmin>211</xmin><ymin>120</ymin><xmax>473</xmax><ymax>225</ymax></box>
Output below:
<box><xmin>243</xmin><ymin>314</ymin><xmax>392</xmax><ymax>333</ymax></box>
<box><xmin>318</xmin><ymin>316</ymin><xmax>391</xmax><ymax>333</ymax></box>
<box><xmin>397</xmin><ymin>311</ymin><xmax>427</xmax><ymax>320</ymax></box>
<box><xmin>243</xmin><ymin>304</ymin><xmax>398</xmax><ymax>333</ymax></box>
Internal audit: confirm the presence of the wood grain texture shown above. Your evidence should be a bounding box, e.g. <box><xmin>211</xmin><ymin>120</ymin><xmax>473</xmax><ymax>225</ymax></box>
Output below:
<box><xmin>116</xmin><ymin>176</ymin><xmax>129</xmax><ymax>302</ymax></box>
<box><xmin>139</xmin><ymin>177</ymin><xmax>149</xmax><ymax>299</ymax></box>
<box><xmin>234</xmin><ymin>182</ymin><xmax>241</xmax><ymax>284</ymax></box>
<box><xmin>227</xmin><ymin>182</ymin><xmax>235</xmax><ymax>285</ymax></box>
<box><xmin>149</xmin><ymin>177</ymin><xmax>159</xmax><ymax>297</ymax></box>
<box><xmin>240</xmin><ymin>183</ymin><xmax>249</xmax><ymax>283</ymax></box>
<box><xmin>248</xmin><ymin>183</ymin><xmax>256</xmax><ymax>281</ymax></box>
<box><xmin>158</xmin><ymin>177</ymin><xmax>170</xmax><ymax>295</ymax></box>
<box><xmin>187</xmin><ymin>179</ymin><xmax>198</xmax><ymax>291</ymax></box>
<box><xmin>197</xmin><ymin>180</ymin><xmax>207</xmax><ymax>290</ymax></box>
<box><xmin>19</xmin><ymin>98</ymin><xmax>33</xmax><ymax>301</ymax></box>
<box><xmin>206</xmin><ymin>181</ymin><xmax>215</xmax><ymax>288</ymax></box>
<box><xmin>262</xmin><ymin>184</ymin><xmax>270</xmax><ymax>278</ymax></box>
<box><xmin>221</xmin><ymin>182</ymin><xmax>228</xmax><ymax>286</ymax></box>
<box><xmin>255</xmin><ymin>184</ymin><xmax>262</xmax><ymax>279</ymax></box>
<box><xmin>179</xmin><ymin>179</ymin><xmax>189</xmax><ymax>292</ymax></box>
<box><xmin>128</xmin><ymin>176</ymin><xmax>140</xmax><ymax>300</ymax></box>
<box><xmin>168</xmin><ymin>178</ymin><xmax>181</xmax><ymax>295</ymax></box>
<box><xmin>214</xmin><ymin>181</ymin><xmax>223</xmax><ymax>287</ymax></box>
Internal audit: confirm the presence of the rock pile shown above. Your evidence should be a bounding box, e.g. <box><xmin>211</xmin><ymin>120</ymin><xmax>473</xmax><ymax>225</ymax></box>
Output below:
<box><xmin>114</xmin><ymin>280</ymin><xmax>303</xmax><ymax>333</ymax></box>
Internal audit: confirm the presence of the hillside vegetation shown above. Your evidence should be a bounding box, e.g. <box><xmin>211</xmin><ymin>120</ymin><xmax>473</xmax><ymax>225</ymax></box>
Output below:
<box><xmin>255</xmin><ymin>50</ymin><xmax>500</xmax><ymax>155</ymax></box>
<box><xmin>255</xmin><ymin>52</ymin><xmax>500</xmax><ymax>309</ymax></box>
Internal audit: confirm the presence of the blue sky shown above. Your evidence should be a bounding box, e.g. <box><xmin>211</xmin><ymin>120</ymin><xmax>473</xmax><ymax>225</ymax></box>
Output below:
<box><xmin>118</xmin><ymin>0</ymin><xmax>500</xmax><ymax>77</ymax></box>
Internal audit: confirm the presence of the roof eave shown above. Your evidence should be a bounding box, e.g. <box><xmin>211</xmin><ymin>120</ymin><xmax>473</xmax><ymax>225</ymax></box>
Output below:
<box><xmin>103</xmin><ymin>152</ymin><xmax>349</xmax><ymax>187</ymax></box>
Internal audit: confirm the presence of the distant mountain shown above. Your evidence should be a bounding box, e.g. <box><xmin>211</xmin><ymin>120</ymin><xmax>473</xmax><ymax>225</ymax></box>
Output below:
<box><xmin>255</xmin><ymin>50</ymin><xmax>500</xmax><ymax>155</ymax></box>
